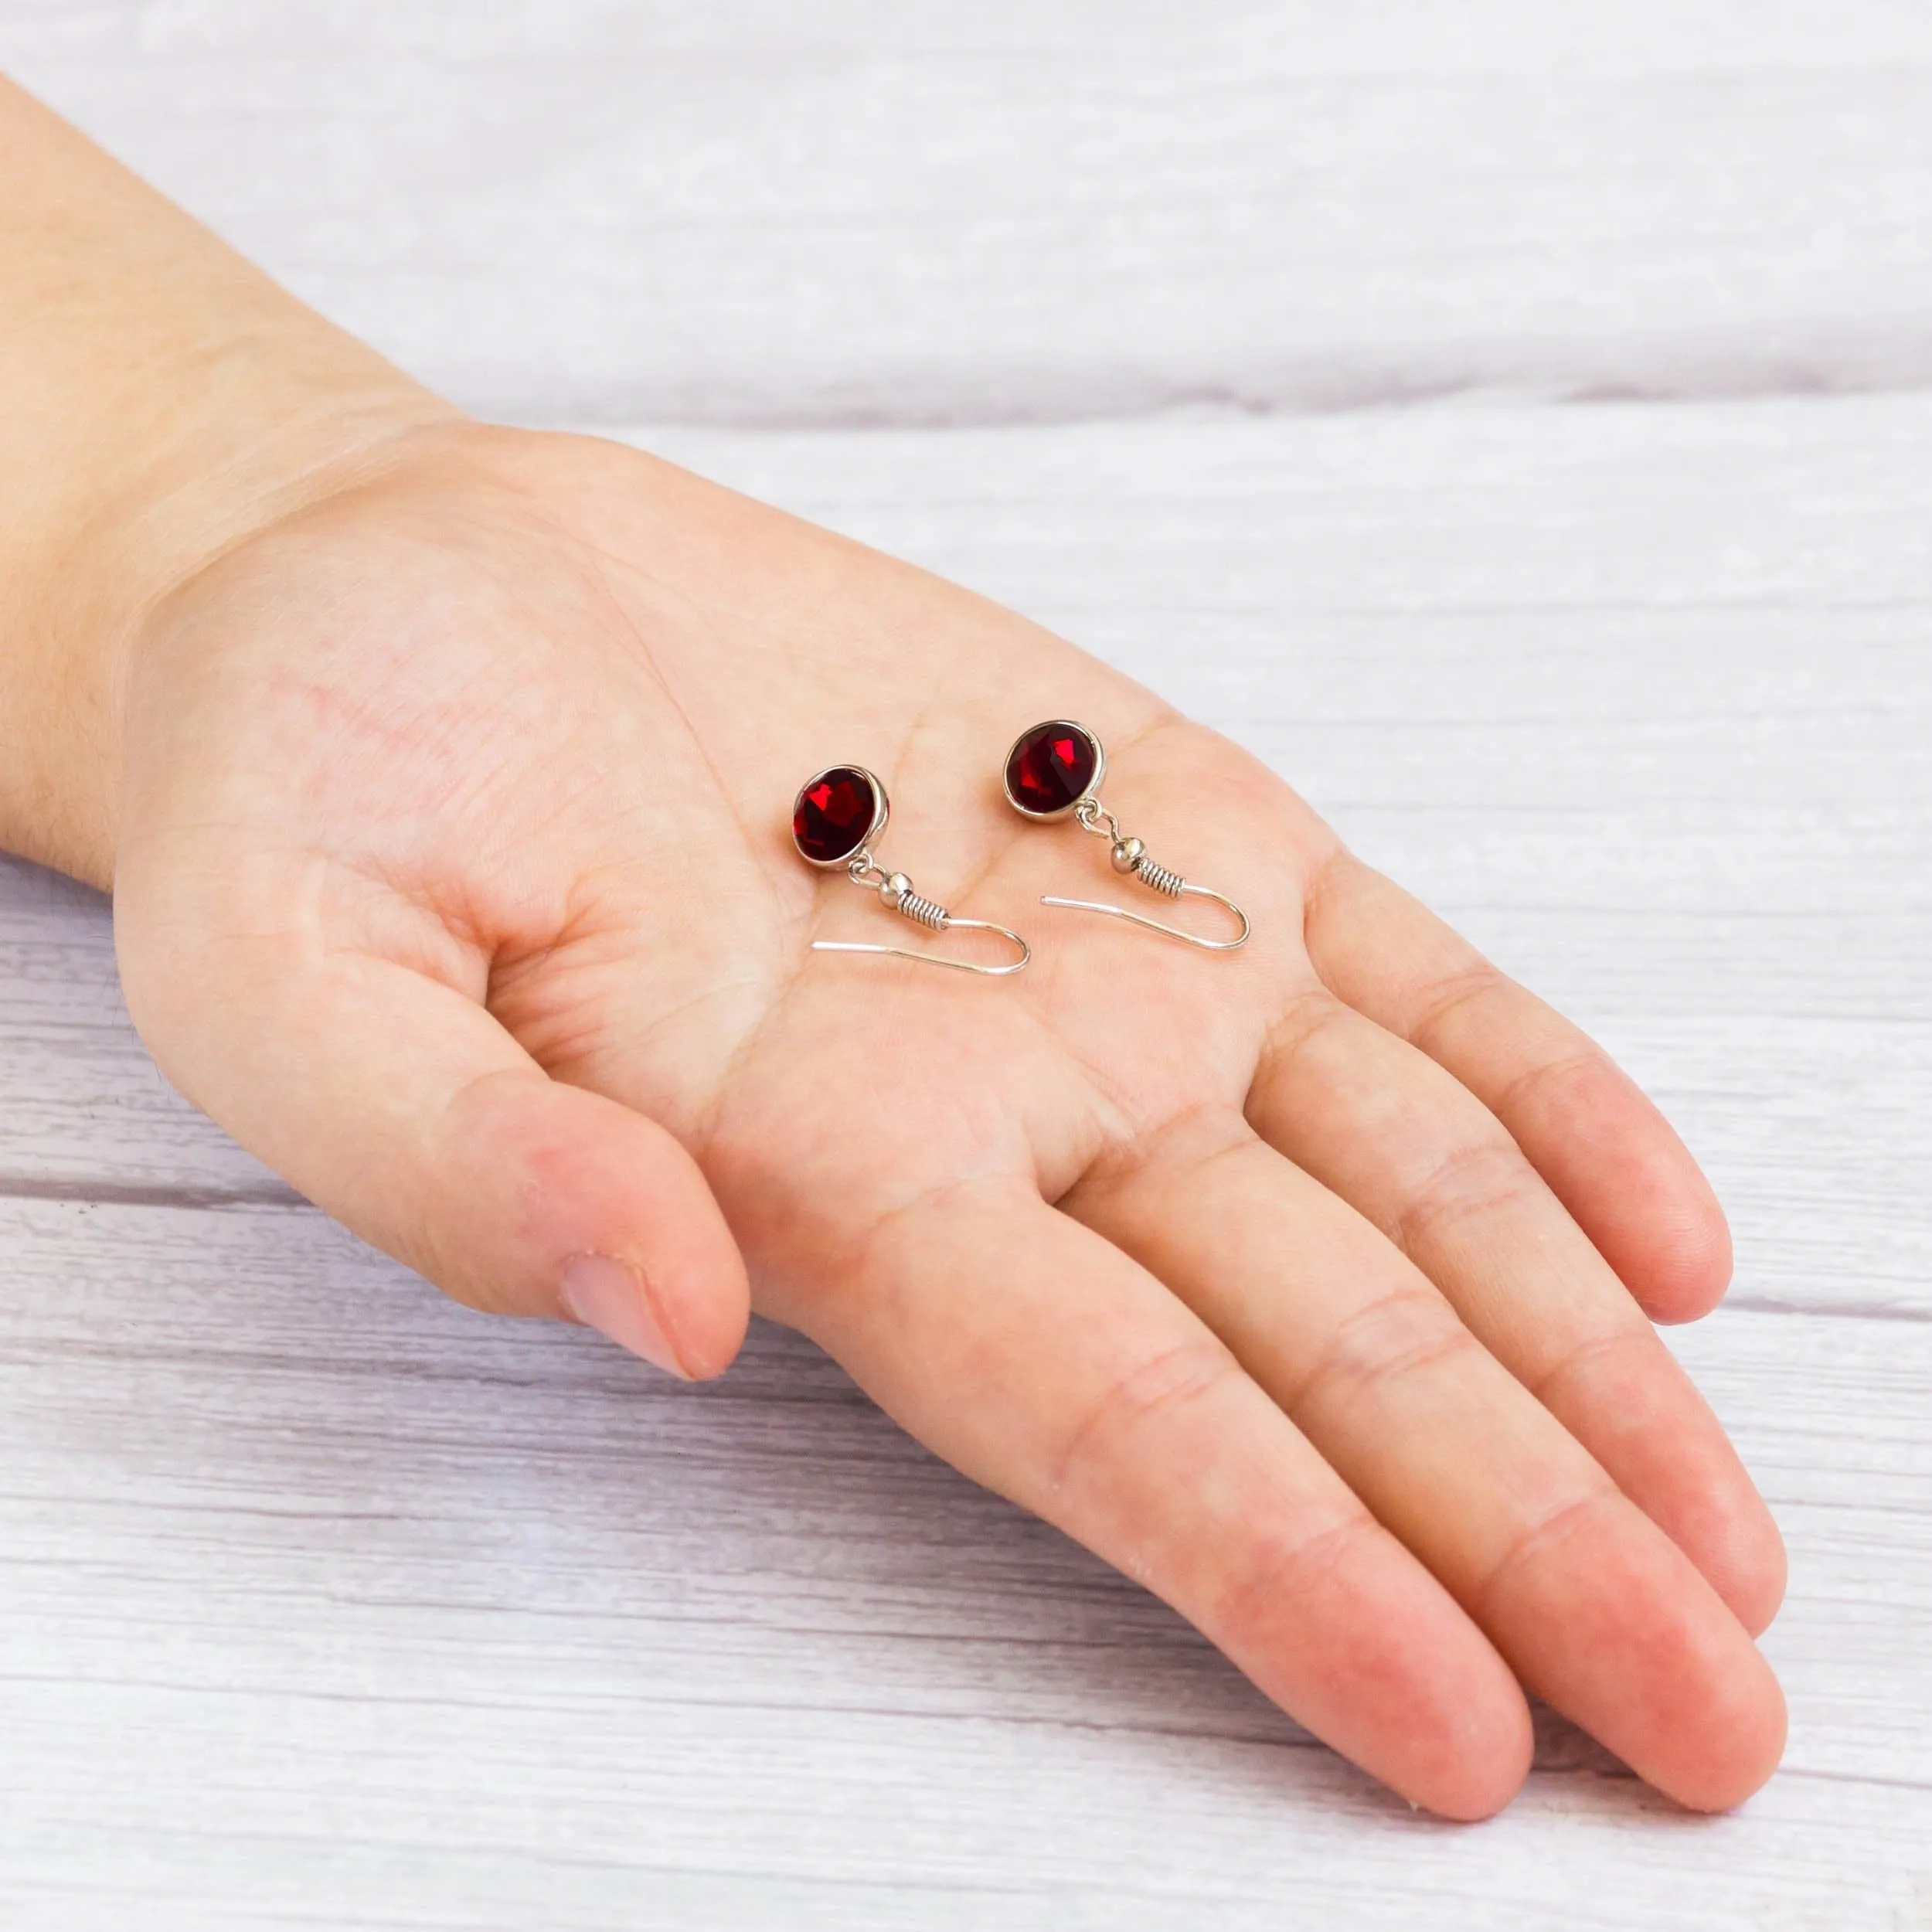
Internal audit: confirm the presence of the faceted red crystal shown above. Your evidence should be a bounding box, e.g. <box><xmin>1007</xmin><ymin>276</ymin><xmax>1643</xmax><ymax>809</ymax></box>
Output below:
<box><xmin>1005</xmin><ymin>721</ymin><xmax>1098</xmax><ymax>817</ymax></box>
<box><xmin>792</xmin><ymin>766</ymin><xmax>879</xmax><ymax>864</ymax></box>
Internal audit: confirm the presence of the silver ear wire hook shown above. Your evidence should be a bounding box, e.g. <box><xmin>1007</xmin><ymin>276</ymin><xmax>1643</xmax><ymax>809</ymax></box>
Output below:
<box><xmin>815</xmin><ymin>851</ymin><xmax>1031</xmax><ymax>976</ymax></box>
<box><xmin>1039</xmin><ymin>798</ymin><xmax>1250</xmax><ymax>951</ymax></box>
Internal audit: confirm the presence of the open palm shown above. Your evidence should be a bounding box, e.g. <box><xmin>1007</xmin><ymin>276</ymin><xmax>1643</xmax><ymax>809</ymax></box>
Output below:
<box><xmin>111</xmin><ymin>420</ymin><xmax>1785</xmax><ymax>1819</ymax></box>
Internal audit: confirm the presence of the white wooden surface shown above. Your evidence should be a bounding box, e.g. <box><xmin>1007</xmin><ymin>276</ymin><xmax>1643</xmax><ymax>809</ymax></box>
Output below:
<box><xmin>2</xmin><ymin>9</ymin><xmax>1930</xmax><ymax>1929</ymax></box>
<box><xmin>9</xmin><ymin>3</ymin><xmax>1932</xmax><ymax>422</ymax></box>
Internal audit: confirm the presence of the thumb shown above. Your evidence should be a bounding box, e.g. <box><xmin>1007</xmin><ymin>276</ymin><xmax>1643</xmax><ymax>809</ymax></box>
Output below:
<box><xmin>118</xmin><ymin>927</ymin><xmax>750</xmax><ymax>1380</ymax></box>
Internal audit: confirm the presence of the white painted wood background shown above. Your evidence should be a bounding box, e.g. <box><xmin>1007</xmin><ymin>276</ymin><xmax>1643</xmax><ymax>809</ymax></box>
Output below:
<box><xmin>2</xmin><ymin>7</ymin><xmax>1929</xmax><ymax>1927</ymax></box>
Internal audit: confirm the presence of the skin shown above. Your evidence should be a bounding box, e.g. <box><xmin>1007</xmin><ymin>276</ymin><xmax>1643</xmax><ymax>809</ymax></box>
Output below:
<box><xmin>0</xmin><ymin>77</ymin><xmax>1785</xmax><ymax>1819</ymax></box>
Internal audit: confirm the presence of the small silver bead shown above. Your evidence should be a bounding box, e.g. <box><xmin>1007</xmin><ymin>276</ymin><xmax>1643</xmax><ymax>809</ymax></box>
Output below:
<box><xmin>879</xmin><ymin>871</ymin><xmax>913</xmax><ymax>907</ymax></box>
<box><xmin>1111</xmin><ymin>837</ymin><xmax>1145</xmax><ymax>875</ymax></box>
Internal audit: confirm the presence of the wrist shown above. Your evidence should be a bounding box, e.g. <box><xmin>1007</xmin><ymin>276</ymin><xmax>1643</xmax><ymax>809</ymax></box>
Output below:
<box><xmin>10</xmin><ymin>372</ymin><xmax>458</xmax><ymax>889</ymax></box>
<box><xmin>0</xmin><ymin>76</ymin><xmax>458</xmax><ymax>888</ymax></box>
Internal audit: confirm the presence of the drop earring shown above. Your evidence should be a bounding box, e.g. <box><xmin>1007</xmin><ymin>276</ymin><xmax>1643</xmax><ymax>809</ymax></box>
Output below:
<box><xmin>792</xmin><ymin>764</ymin><xmax>1030</xmax><ymax>975</ymax></box>
<box><xmin>1002</xmin><ymin>720</ymin><xmax>1250</xmax><ymax>951</ymax></box>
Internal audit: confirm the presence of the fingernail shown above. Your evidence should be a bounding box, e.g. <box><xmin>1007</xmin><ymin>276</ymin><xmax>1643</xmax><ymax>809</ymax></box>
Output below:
<box><xmin>558</xmin><ymin>1254</ymin><xmax>688</xmax><ymax>1378</ymax></box>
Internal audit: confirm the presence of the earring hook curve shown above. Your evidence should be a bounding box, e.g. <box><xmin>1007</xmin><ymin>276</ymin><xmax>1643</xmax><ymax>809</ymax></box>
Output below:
<box><xmin>813</xmin><ymin>915</ymin><xmax>1032</xmax><ymax>975</ymax></box>
<box><xmin>1039</xmin><ymin>882</ymin><xmax>1250</xmax><ymax>951</ymax></box>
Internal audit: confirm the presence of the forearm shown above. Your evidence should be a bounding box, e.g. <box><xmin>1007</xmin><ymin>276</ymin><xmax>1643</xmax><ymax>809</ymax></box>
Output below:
<box><xmin>0</xmin><ymin>77</ymin><xmax>454</xmax><ymax>886</ymax></box>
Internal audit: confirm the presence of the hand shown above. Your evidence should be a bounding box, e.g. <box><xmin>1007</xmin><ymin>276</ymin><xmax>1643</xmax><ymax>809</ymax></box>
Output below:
<box><xmin>111</xmin><ymin>419</ymin><xmax>1785</xmax><ymax>1818</ymax></box>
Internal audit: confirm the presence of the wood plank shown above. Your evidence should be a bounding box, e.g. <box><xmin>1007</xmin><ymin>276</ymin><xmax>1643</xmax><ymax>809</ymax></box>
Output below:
<box><xmin>3</xmin><ymin>397</ymin><xmax>1925</xmax><ymax>1322</ymax></box>
<box><xmin>1</xmin><ymin>18</ymin><xmax>1924</xmax><ymax>1922</ymax></box>
<box><xmin>0</xmin><ymin>1193</ymin><xmax>1924</xmax><ymax>1929</ymax></box>
<box><xmin>5</xmin><ymin>4</ymin><xmax>1932</xmax><ymax>420</ymax></box>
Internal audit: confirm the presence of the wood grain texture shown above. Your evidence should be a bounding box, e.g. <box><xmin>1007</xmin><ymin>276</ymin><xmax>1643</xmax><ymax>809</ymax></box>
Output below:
<box><xmin>1</xmin><ymin>8</ymin><xmax>1929</xmax><ymax>1920</ymax></box>
<box><xmin>4</xmin><ymin>2</ymin><xmax>1932</xmax><ymax>422</ymax></box>
<box><xmin>1</xmin><ymin>1196</ymin><xmax>1926</xmax><ymax>1930</ymax></box>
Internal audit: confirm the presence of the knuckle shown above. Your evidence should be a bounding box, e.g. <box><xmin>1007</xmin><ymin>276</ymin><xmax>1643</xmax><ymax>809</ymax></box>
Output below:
<box><xmin>1528</xmin><ymin>1320</ymin><xmax>1656</xmax><ymax>1410</ymax></box>
<box><xmin>1406</xmin><ymin>960</ymin><xmax>1508</xmax><ymax>1052</ymax></box>
<box><xmin>1261</xmin><ymin>982</ymin><xmax>1354</xmax><ymax>1073</ymax></box>
<box><xmin>1053</xmin><ymin>1336</ymin><xmax>1243</xmax><ymax>1492</ymax></box>
<box><xmin>1213</xmin><ymin>1511</ymin><xmax>1379</xmax><ymax>1638</ymax></box>
<box><xmin>1492</xmin><ymin>1043</ymin><xmax>1611</xmax><ymax>1125</ymax></box>
<box><xmin>1288</xmin><ymin>1283</ymin><xmax>1480</xmax><ymax>1414</ymax></box>
<box><xmin>1391</xmin><ymin>1132</ymin><xmax>1543</xmax><ymax>1253</ymax></box>
<box><xmin>1475</xmin><ymin>1487</ymin><xmax>1621</xmax><ymax>1617</ymax></box>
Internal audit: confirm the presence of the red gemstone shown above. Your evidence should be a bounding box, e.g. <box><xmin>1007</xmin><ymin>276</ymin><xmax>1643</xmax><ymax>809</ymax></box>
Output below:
<box><xmin>1005</xmin><ymin>721</ymin><xmax>1098</xmax><ymax>817</ymax></box>
<box><xmin>792</xmin><ymin>766</ymin><xmax>880</xmax><ymax>864</ymax></box>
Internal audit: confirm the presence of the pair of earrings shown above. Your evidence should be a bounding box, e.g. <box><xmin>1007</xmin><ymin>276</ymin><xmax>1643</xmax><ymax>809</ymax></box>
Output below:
<box><xmin>791</xmin><ymin>719</ymin><xmax>1249</xmax><ymax>976</ymax></box>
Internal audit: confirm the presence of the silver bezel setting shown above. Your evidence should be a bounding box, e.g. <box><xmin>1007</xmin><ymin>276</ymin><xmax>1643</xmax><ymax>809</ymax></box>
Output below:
<box><xmin>792</xmin><ymin>764</ymin><xmax>890</xmax><ymax>868</ymax></box>
<box><xmin>1001</xmin><ymin>719</ymin><xmax>1106</xmax><ymax>821</ymax></box>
